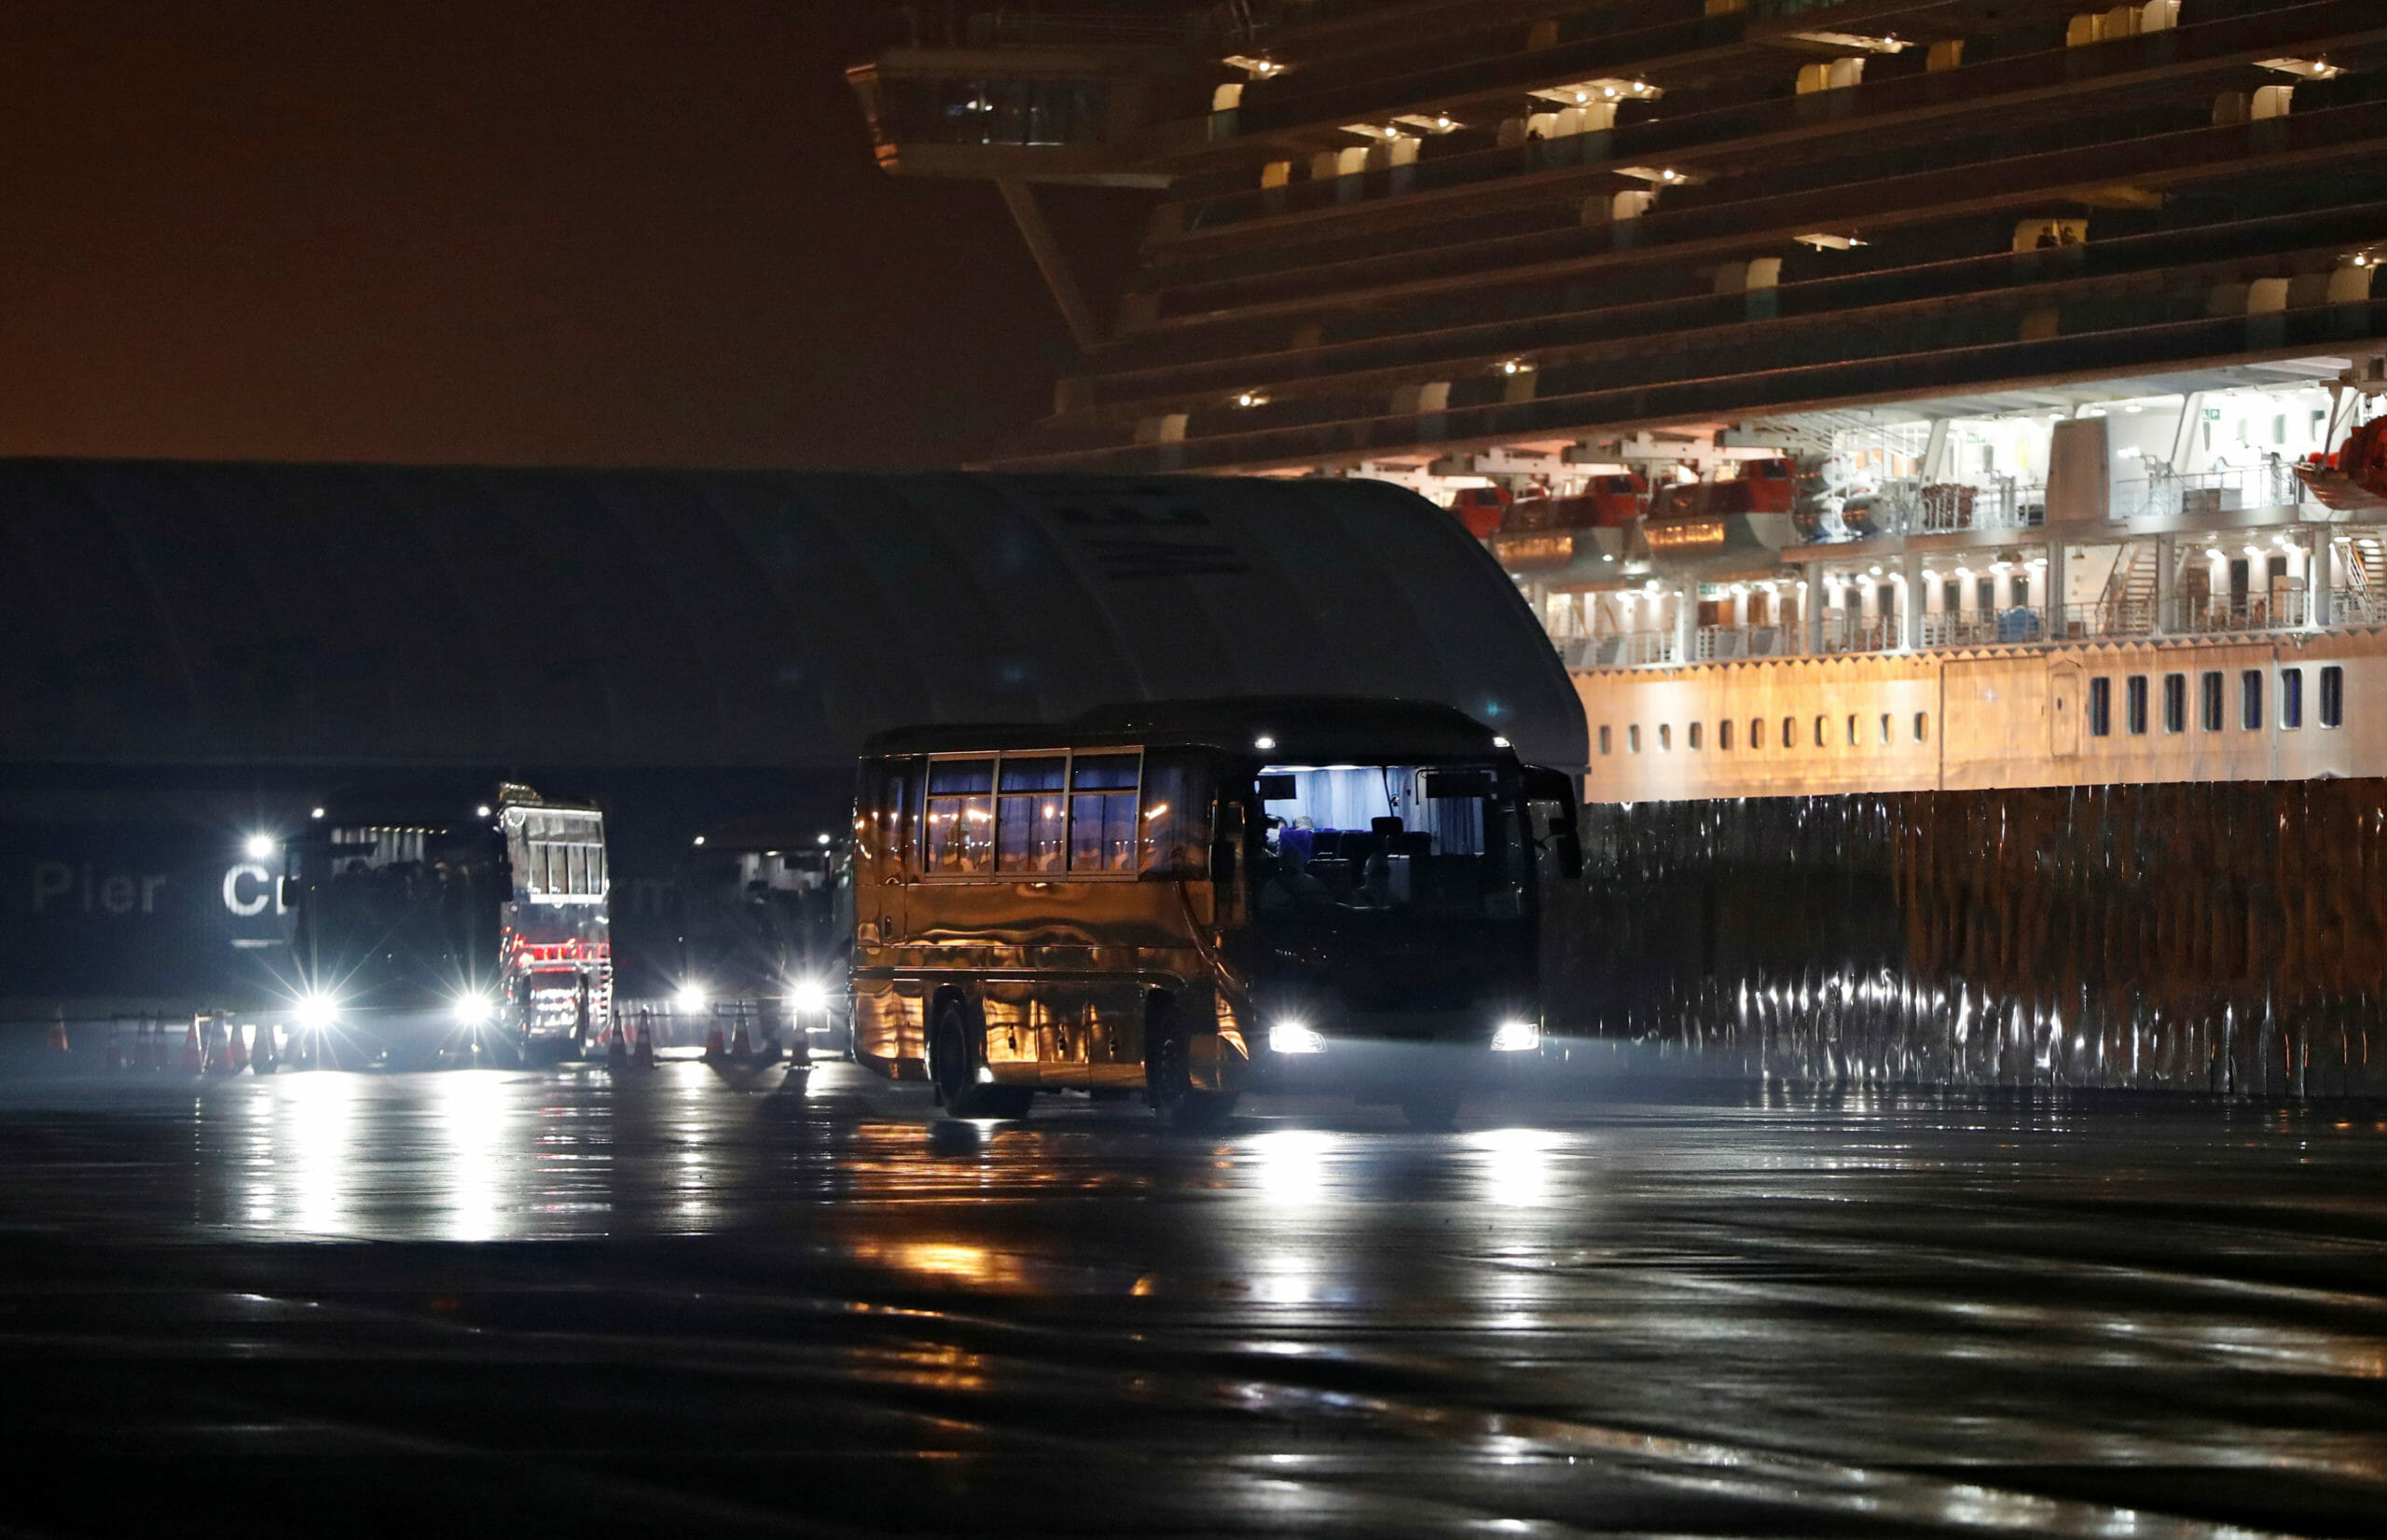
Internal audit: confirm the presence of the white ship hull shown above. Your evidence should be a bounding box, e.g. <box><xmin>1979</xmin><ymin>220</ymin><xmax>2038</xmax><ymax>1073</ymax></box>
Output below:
<box><xmin>1573</xmin><ymin>628</ymin><xmax>2387</xmax><ymax>803</ymax></box>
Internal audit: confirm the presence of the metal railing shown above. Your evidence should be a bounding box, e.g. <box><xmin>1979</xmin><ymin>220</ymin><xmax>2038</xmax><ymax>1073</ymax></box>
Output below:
<box><xmin>1819</xmin><ymin>611</ymin><xmax>1897</xmax><ymax>653</ymax></box>
<box><xmin>1919</xmin><ymin>607</ymin><xmax>2046</xmax><ymax>647</ymax></box>
<box><xmin>2115</xmin><ymin>462</ymin><xmax>2307</xmax><ymax>521</ymax></box>
<box><xmin>2168</xmin><ymin>591</ymin><xmax>2311</xmax><ymax>634</ymax></box>
<box><xmin>1799</xmin><ymin>478</ymin><xmax>2044</xmax><ymax>543</ymax></box>
<box><xmin>2332</xmin><ymin>586</ymin><xmax>2387</xmax><ymax>626</ymax></box>
<box><xmin>1693</xmin><ymin>625</ymin><xmax>1792</xmax><ymax>660</ymax></box>
<box><xmin>1579</xmin><ymin>631</ymin><xmax>1681</xmax><ymax>668</ymax></box>
<box><xmin>2055</xmin><ymin>599</ymin><xmax>2159</xmax><ymax>639</ymax></box>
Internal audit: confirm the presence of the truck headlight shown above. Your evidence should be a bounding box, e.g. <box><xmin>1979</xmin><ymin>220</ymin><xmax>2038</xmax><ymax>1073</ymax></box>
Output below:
<box><xmin>1268</xmin><ymin>1019</ymin><xmax>1326</xmax><ymax>1054</ymax></box>
<box><xmin>1490</xmin><ymin>1020</ymin><xmax>1541</xmax><ymax>1052</ymax></box>
<box><xmin>293</xmin><ymin>993</ymin><xmax>338</xmax><ymax>1032</ymax></box>
<box><xmin>452</xmin><ymin>994</ymin><xmax>495</xmax><ymax>1024</ymax></box>
<box><xmin>788</xmin><ymin>977</ymin><xmax>830</xmax><ymax>1016</ymax></box>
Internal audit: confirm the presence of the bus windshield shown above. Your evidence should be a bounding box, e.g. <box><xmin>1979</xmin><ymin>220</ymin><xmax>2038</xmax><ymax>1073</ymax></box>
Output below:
<box><xmin>303</xmin><ymin>824</ymin><xmax>504</xmax><ymax>998</ymax></box>
<box><xmin>1253</xmin><ymin>763</ymin><xmax>1526</xmax><ymax>922</ymax></box>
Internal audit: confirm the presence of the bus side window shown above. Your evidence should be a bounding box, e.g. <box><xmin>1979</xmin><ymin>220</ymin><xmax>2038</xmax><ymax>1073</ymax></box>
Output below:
<box><xmin>1138</xmin><ymin>753</ymin><xmax>1212</xmax><ymax>877</ymax></box>
<box><xmin>2321</xmin><ymin>665</ymin><xmax>2344</xmax><ymax>727</ymax></box>
<box><xmin>1070</xmin><ymin>753</ymin><xmax>1139</xmax><ymax>873</ymax></box>
<box><xmin>925</xmin><ymin>758</ymin><xmax>996</xmax><ymax>875</ymax></box>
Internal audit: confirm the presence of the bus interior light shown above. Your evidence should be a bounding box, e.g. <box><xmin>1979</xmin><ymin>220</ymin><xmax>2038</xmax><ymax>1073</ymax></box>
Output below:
<box><xmin>1491</xmin><ymin>1020</ymin><xmax>1541</xmax><ymax>1052</ymax></box>
<box><xmin>1269</xmin><ymin>1020</ymin><xmax>1326</xmax><ymax>1054</ymax></box>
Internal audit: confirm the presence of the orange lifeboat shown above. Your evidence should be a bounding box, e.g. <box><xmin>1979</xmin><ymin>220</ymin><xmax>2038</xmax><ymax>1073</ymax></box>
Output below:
<box><xmin>2296</xmin><ymin>418</ymin><xmax>2387</xmax><ymax>513</ymax></box>
<box><xmin>1445</xmin><ymin>485</ymin><xmax>1511</xmax><ymax>539</ymax></box>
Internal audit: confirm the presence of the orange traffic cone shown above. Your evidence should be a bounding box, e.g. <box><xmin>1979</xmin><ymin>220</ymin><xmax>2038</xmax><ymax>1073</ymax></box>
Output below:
<box><xmin>224</xmin><ymin>1020</ymin><xmax>248</xmax><ymax>1074</ymax></box>
<box><xmin>181</xmin><ymin>1016</ymin><xmax>203</xmax><ymax>1073</ymax></box>
<box><xmin>605</xmin><ymin>1024</ymin><xmax>628</xmax><ymax>1071</ymax></box>
<box><xmin>633</xmin><ymin>1018</ymin><xmax>655</xmax><ymax>1070</ymax></box>
<box><xmin>46</xmin><ymin>1007</ymin><xmax>69</xmax><ymax>1057</ymax></box>
<box><xmin>728</xmin><ymin>1022</ymin><xmax>752</xmax><ymax>1059</ymax></box>
<box><xmin>252</xmin><ymin>1019</ymin><xmax>277</xmax><ymax>1074</ymax></box>
<box><xmin>702</xmin><ymin>1020</ymin><xmax>726</xmax><ymax>1063</ymax></box>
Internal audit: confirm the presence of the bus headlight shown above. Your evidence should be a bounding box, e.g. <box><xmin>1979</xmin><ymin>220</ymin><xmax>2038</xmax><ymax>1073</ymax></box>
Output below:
<box><xmin>1490</xmin><ymin>1020</ymin><xmax>1541</xmax><ymax>1052</ymax></box>
<box><xmin>1268</xmin><ymin>1019</ymin><xmax>1326</xmax><ymax>1054</ymax></box>
<box><xmin>452</xmin><ymin>994</ymin><xmax>495</xmax><ymax>1024</ymax></box>
<box><xmin>293</xmin><ymin>993</ymin><xmax>338</xmax><ymax>1032</ymax></box>
<box><xmin>788</xmin><ymin>977</ymin><xmax>830</xmax><ymax>1016</ymax></box>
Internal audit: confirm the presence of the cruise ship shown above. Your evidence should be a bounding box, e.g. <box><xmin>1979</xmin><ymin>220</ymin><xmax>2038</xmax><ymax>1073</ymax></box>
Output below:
<box><xmin>848</xmin><ymin>0</ymin><xmax>2387</xmax><ymax>1093</ymax></box>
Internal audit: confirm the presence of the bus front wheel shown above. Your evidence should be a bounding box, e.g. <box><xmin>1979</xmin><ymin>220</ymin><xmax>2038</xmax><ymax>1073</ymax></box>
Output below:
<box><xmin>931</xmin><ymin>1000</ymin><xmax>1029</xmax><ymax>1120</ymax></box>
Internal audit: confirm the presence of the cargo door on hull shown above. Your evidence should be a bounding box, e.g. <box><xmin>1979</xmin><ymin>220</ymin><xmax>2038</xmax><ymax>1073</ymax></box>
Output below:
<box><xmin>2049</xmin><ymin>662</ymin><xmax>2081</xmax><ymax>759</ymax></box>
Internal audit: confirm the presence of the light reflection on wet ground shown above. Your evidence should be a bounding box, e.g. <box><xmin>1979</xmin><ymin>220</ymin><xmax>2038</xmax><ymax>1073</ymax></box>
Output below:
<box><xmin>2</xmin><ymin>1061</ymin><xmax>2383</xmax><ymax>1536</ymax></box>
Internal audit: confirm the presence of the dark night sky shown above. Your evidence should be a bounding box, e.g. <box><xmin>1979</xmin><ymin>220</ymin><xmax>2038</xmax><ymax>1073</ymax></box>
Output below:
<box><xmin>0</xmin><ymin>2</ymin><xmax>1125</xmax><ymax>470</ymax></box>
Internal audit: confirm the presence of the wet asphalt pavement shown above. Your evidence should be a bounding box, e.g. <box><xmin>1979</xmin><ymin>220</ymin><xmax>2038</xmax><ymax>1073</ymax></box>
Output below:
<box><xmin>2</xmin><ymin>1058</ymin><xmax>2384</xmax><ymax>1538</ymax></box>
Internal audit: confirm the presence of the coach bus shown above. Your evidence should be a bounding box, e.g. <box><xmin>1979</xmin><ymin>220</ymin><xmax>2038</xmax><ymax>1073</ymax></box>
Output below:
<box><xmin>285</xmin><ymin>783</ymin><xmax>612</xmax><ymax>1066</ymax></box>
<box><xmin>848</xmin><ymin>698</ymin><xmax>1580</xmax><ymax>1128</ymax></box>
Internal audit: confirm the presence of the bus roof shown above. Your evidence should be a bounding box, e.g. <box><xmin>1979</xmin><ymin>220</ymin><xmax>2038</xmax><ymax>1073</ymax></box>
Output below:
<box><xmin>862</xmin><ymin>695</ymin><xmax>1518</xmax><ymax>764</ymax></box>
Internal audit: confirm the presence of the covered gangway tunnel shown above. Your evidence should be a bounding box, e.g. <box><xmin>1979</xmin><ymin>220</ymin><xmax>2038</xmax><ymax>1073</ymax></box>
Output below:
<box><xmin>0</xmin><ymin>461</ymin><xmax>1585</xmax><ymax>773</ymax></box>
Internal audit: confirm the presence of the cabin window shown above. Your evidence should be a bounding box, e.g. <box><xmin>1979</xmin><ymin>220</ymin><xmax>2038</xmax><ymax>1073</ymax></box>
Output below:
<box><xmin>2201</xmin><ymin>671</ymin><xmax>2224</xmax><ymax>732</ymax></box>
<box><xmin>1659</xmin><ymin>723</ymin><xmax>1672</xmax><ymax>751</ymax></box>
<box><xmin>2280</xmin><ymin>667</ymin><xmax>2303</xmax><ymax>730</ymax></box>
<box><xmin>1688</xmin><ymin>722</ymin><xmax>1703</xmax><ymax>750</ymax></box>
<box><xmin>1812</xmin><ymin>715</ymin><xmax>1826</xmax><ymax>748</ymax></box>
<box><xmin>1629</xmin><ymin>725</ymin><xmax>1642</xmax><ymax>753</ymax></box>
<box><xmin>925</xmin><ymin>759</ymin><xmax>997</xmax><ymax>875</ymax></box>
<box><xmin>2163</xmin><ymin>673</ymin><xmax>2187</xmax><ymax>734</ymax></box>
<box><xmin>2241</xmin><ymin>669</ymin><xmax>2263</xmax><ymax>731</ymax></box>
<box><xmin>1069</xmin><ymin>753</ymin><xmax>1140</xmax><ymax>873</ymax></box>
<box><xmin>1913</xmin><ymin>711</ymin><xmax>1929</xmax><ymax>743</ymax></box>
<box><xmin>1718</xmin><ymin>719</ymin><xmax>1734</xmax><ymax>750</ymax></box>
<box><xmin>1598</xmin><ymin>725</ymin><xmax>1613</xmax><ymax>755</ymax></box>
<box><xmin>2124</xmin><ymin>676</ymin><xmax>2147</xmax><ymax>736</ymax></box>
<box><xmin>2321</xmin><ymin>666</ymin><xmax>2344</xmax><ymax>727</ymax></box>
<box><xmin>1752</xmin><ymin>717</ymin><xmax>1767</xmax><ymax>749</ymax></box>
<box><xmin>1783</xmin><ymin>716</ymin><xmax>1797</xmax><ymax>749</ymax></box>
<box><xmin>1879</xmin><ymin>713</ymin><xmax>1892</xmax><ymax>745</ymax></box>
<box><xmin>2088</xmin><ymin>676</ymin><xmax>2111</xmax><ymax>737</ymax></box>
<box><xmin>1846</xmin><ymin>714</ymin><xmax>1858</xmax><ymax>747</ymax></box>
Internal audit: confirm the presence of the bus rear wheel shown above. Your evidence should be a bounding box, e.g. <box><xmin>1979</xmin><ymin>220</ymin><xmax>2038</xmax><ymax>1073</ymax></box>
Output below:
<box><xmin>931</xmin><ymin>1000</ymin><xmax>1030</xmax><ymax>1120</ymax></box>
<box><xmin>1146</xmin><ymin>997</ymin><xmax>1235</xmax><ymax>1131</ymax></box>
